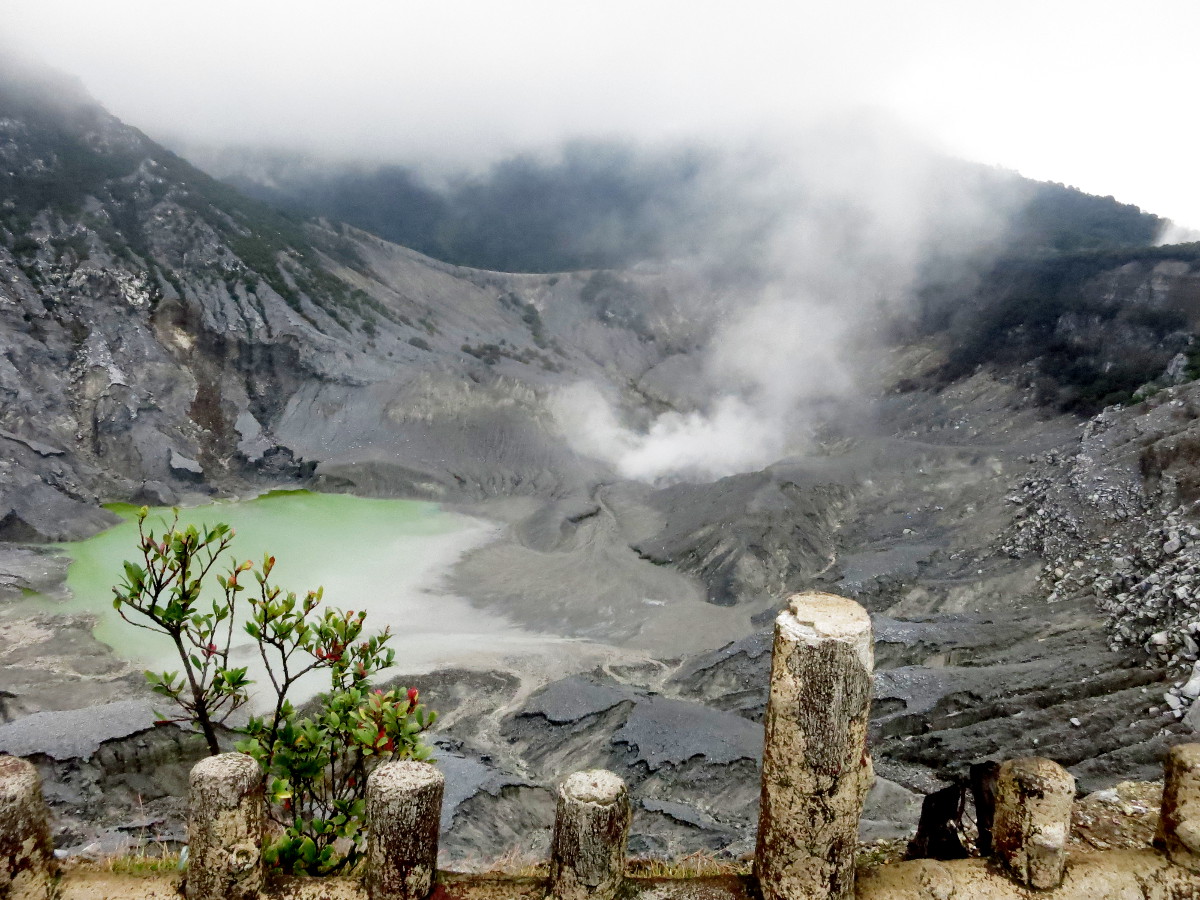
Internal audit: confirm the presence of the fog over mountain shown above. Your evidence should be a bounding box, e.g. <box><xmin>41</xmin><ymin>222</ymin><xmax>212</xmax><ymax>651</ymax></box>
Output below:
<box><xmin>7</xmin><ymin>0</ymin><xmax>1200</xmax><ymax>226</ymax></box>
<box><xmin>13</xmin><ymin>0</ymin><xmax>1180</xmax><ymax>482</ymax></box>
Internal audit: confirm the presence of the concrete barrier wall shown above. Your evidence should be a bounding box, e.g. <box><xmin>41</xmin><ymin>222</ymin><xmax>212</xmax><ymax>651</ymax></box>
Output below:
<box><xmin>0</xmin><ymin>755</ymin><xmax>53</xmax><ymax>900</ymax></box>
<box><xmin>4</xmin><ymin>592</ymin><xmax>1200</xmax><ymax>899</ymax></box>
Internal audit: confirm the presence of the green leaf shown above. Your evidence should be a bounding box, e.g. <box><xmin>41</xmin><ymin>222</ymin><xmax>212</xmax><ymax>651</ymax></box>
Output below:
<box><xmin>353</xmin><ymin>726</ymin><xmax>375</xmax><ymax>746</ymax></box>
<box><xmin>298</xmin><ymin>836</ymin><xmax>317</xmax><ymax>865</ymax></box>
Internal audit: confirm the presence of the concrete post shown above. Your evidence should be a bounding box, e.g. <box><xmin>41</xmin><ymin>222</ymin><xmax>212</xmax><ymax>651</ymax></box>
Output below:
<box><xmin>992</xmin><ymin>757</ymin><xmax>1074</xmax><ymax>890</ymax></box>
<box><xmin>547</xmin><ymin>770</ymin><xmax>631</xmax><ymax>900</ymax></box>
<box><xmin>0</xmin><ymin>755</ymin><xmax>54</xmax><ymax>900</ymax></box>
<box><xmin>1157</xmin><ymin>743</ymin><xmax>1200</xmax><ymax>872</ymax></box>
<box><xmin>186</xmin><ymin>752</ymin><xmax>264</xmax><ymax>900</ymax></box>
<box><xmin>365</xmin><ymin>760</ymin><xmax>444</xmax><ymax>900</ymax></box>
<box><xmin>755</xmin><ymin>592</ymin><xmax>874</xmax><ymax>900</ymax></box>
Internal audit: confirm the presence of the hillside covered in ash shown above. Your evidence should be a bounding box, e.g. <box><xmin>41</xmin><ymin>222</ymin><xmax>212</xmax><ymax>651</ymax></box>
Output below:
<box><xmin>2</xmin><ymin>55</ymin><xmax>1200</xmax><ymax>862</ymax></box>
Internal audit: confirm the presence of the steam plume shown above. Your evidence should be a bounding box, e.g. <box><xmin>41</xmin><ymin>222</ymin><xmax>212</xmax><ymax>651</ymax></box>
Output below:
<box><xmin>552</xmin><ymin>121</ymin><xmax>1014</xmax><ymax>482</ymax></box>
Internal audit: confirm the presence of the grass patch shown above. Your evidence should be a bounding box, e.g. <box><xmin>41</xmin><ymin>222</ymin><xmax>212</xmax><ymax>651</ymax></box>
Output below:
<box><xmin>627</xmin><ymin>852</ymin><xmax>751</xmax><ymax>878</ymax></box>
<box><xmin>463</xmin><ymin>849</ymin><xmax>752</xmax><ymax>880</ymax></box>
<box><xmin>103</xmin><ymin>850</ymin><xmax>182</xmax><ymax>877</ymax></box>
<box><xmin>61</xmin><ymin>843</ymin><xmax>182</xmax><ymax>878</ymax></box>
<box><xmin>855</xmin><ymin>838</ymin><xmax>909</xmax><ymax>871</ymax></box>
<box><xmin>69</xmin><ymin>840</ymin><xmax>912</xmax><ymax>884</ymax></box>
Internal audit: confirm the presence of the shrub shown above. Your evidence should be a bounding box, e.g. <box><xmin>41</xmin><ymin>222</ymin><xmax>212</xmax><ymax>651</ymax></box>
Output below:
<box><xmin>10</xmin><ymin>234</ymin><xmax>40</xmax><ymax>257</ymax></box>
<box><xmin>112</xmin><ymin>508</ymin><xmax>437</xmax><ymax>875</ymax></box>
<box><xmin>112</xmin><ymin>515</ymin><xmax>248</xmax><ymax>754</ymax></box>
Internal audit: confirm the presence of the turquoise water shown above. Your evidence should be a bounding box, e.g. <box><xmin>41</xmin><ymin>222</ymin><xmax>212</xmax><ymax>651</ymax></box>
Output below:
<box><xmin>22</xmin><ymin>490</ymin><xmax>526</xmax><ymax>684</ymax></box>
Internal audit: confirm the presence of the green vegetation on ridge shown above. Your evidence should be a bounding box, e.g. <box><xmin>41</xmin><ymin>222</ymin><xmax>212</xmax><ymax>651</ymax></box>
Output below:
<box><xmin>0</xmin><ymin>63</ymin><xmax>387</xmax><ymax>336</ymax></box>
<box><xmin>918</xmin><ymin>243</ymin><xmax>1200</xmax><ymax>411</ymax></box>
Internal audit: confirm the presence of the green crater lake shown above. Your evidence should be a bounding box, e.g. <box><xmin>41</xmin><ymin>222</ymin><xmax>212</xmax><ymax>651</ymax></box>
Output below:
<box><xmin>24</xmin><ymin>490</ymin><xmax>536</xmax><ymax>687</ymax></box>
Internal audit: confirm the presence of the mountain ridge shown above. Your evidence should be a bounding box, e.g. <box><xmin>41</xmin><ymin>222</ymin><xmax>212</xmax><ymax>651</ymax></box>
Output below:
<box><xmin>4</xmin><ymin>57</ymin><xmax>1200</xmax><ymax>864</ymax></box>
<box><xmin>195</xmin><ymin>140</ymin><xmax>1168</xmax><ymax>275</ymax></box>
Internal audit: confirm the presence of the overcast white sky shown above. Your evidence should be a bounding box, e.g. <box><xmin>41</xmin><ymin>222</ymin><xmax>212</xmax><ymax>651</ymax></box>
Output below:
<box><xmin>6</xmin><ymin>0</ymin><xmax>1199</xmax><ymax>227</ymax></box>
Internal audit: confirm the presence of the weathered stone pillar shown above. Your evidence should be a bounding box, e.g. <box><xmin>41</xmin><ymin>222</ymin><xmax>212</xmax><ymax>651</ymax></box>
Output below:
<box><xmin>0</xmin><ymin>755</ymin><xmax>54</xmax><ymax>900</ymax></box>
<box><xmin>547</xmin><ymin>770</ymin><xmax>631</xmax><ymax>900</ymax></box>
<box><xmin>755</xmin><ymin>592</ymin><xmax>874</xmax><ymax>900</ymax></box>
<box><xmin>1157</xmin><ymin>742</ymin><xmax>1200</xmax><ymax>871</ymax></box>
<box><xmin>366</xmin><ymin>760</ymin><xmax>444</xmax><ymax>900</ymax></box>
<box><xmin>992</xmin><ymin>757</ymin><xmax>1074</xmax><ymax>890</ymax></box>
<box><xmin>186</xmin><ymin>752</ymin><xmax>263</xmax><ymax>900</ymax></box>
